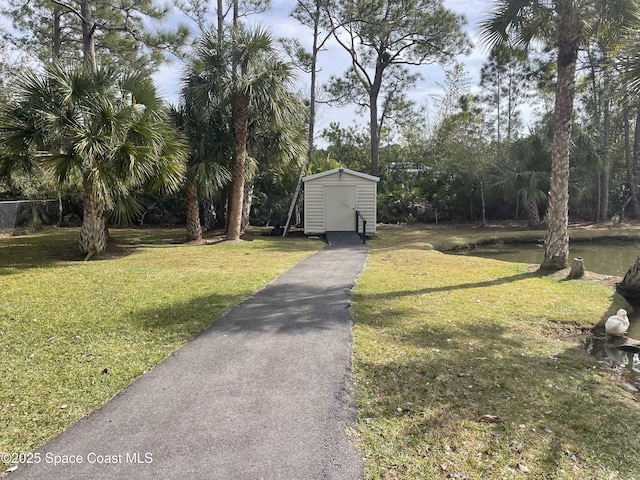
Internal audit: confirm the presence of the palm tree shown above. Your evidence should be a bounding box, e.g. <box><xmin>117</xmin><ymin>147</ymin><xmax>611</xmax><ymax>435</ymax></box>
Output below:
<box><xmin>489</xmin><ymin>129</ymin><xmax>551</xmax><ymax>226</ymax></box>
<box><xmin>171</xmin><ymin>99</ymin><xmax>232</xmax><ymax>242</ymax></box>
<box><xmin>0</xmin><ymin>62</ymin><xmax>187</xmax><ymax>259</ymax></box>
<box><xmin>480</xmin><ymin>0</ymin><xmax>639</xmax><ymax>270</ymax></box>
<box><xmin>189</xmin><ymin>25</ymin><xmax>307</xmax><ymax>241</ymax></box>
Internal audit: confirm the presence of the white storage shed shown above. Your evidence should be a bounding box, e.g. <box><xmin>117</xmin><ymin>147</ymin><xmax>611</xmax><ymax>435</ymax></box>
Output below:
<box><xmin>302</xmin><ymin>167</ymin><xmax>380</xmax><ymax>235</ymax></box>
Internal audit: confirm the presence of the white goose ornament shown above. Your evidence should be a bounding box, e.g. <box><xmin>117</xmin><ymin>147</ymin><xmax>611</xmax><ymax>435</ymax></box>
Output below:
<box><xmin>605</xmin><ymin>309</ymin><xmax>629</xmax><ymax>337</ymax></box>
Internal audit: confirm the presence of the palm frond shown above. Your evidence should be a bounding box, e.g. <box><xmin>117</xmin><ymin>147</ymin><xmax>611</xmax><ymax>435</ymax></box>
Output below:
<box><xmin>477</xmin><ymin>0</ymin><xmax>555</xmax><ymax>51</ymax></box>
<box><xmin>108</xmin><ymin>193</ymin><xmax>145</xmax><ymax>226</ymax></box>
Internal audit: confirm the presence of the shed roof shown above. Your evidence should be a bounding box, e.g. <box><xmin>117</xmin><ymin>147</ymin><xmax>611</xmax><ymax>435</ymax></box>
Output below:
<box><xmin>302</xmin><ymin>167</ymin><xmax>380</xmax><ymax>183</ymax></box>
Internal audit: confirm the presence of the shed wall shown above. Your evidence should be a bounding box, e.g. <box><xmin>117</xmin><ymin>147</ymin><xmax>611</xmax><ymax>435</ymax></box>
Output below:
<box><xmin>303</xmin><ymin>171</ymin><xmax>377</xmax><ymax>235</ymax></box>
<box><xmin>356</xmin><ymin>182</ymin><xmax>377</xmax><ymax>233</ymax></box>
<box><xmin>304</xmin><ymin>182</ymin><xmax>325</xmax><ymax>234</ymax></box>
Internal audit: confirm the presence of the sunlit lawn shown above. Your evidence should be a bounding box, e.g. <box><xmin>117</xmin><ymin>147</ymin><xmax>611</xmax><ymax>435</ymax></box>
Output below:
<box><xmin>353</xmin><ymin>223</ymin><xmax>640</xmax><ymax>479</ymax></box>
<box><xmin>0</xmin><ymin>227</ymin><xmax>322</xmax><ymax>467</ymax></box>
<box><xmin>3</xmin><ymin>222</ymin><xmax>640</xmax><ymax>479</ymax></box>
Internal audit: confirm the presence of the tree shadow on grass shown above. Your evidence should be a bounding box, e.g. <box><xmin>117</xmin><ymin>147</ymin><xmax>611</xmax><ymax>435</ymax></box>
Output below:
<box><xmin>0</xmin><ymin>227</ymin><xmax>324</xmax><ymax>274</ymax></box>
<box><xmin>359</xmin><ymin>271</ymin><xmax>536</xmax><ymax>301</ymax></box>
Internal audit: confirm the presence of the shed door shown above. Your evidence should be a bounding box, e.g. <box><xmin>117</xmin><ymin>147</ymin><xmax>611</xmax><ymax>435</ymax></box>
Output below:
<box><xmin>325</xmin><ymin>185</ymin><xmax>356</xmax><ymax>231</ymax></box>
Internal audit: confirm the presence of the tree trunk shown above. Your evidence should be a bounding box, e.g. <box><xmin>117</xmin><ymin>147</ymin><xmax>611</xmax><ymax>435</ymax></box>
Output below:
<box><xmin>227</xmin><ymin>98</ymin><xmax>248</xmax><ymax>241</ymax></box>
<box><xmin>369</xmin><ymin>89</ymin><xmax>380</xmax><ymax>177</ymax></box>
<box><xmin>52</xmin><ymin>7</ymin><xmax>61</xmax><ymax>61</ymax></box>
<box><xmin>595</xmin><ymin>173</ymin><xmax>602</xmax><ymax>221</ymax></box>
<box><xmin>599</xmin><ymin>55</ymin><xmax>611</xmax><ymax>222</ymax></box>
<box><xmin>526</xmin><ymin>198</ymin><xmax>540</xmax><ymax>227</ymax></box>
<box><xmin>540</xmin><ymin>15</ymin><xmax>579</xmax><ymax>271</ymax></box>
<box><xmin>617</xmin><ymin>257</ymin><xmax>640</xmax><ymax>309</ymax></box>
<box><xmin>480</xmin><ymin>180</ymin><xmax>487</xmax><ymax>226</ymax></box>
<box><xmin>588</xmin><ymin>49</ymin><xmax>601</xmax><ymax>222</ymax></box>
<box><xmin>217</xmin><ymin>0</ymin><xmax>224</xmax><ymax>46</ymax></box>
<box><xmin>233</xmin><ymin>0</ymin><xmax>238</xmax><ymax>28</ymax></box>
<box><xmin>80</xmin><ymin>1</ymin><xmax>97</xmax><ymax>71</ymax></box>
<box><xmin>369</xmin><ymin>59</ymin><xmax>385</xmax><ymax>177</ymax></box>
<box><xmin>623</xmin><ymin>110</ymin><xmax>638</xmax><ymax>219</ymax></box>
<box><xmin>202</xmin><ymin>195</ymin><xmax>218</xmax><ymax>230</ymax></box>
<box><xmin>600</xmin><ymin>166</ymin><xmax>610</xmax><ymax>221</ymax></box>
<box><xmin>599</xmin><ymin>90</ymin><xmax>611</xmax><ymax>221</ymax></box>
<box><xmin>284</xmin><ymin>3</ymin><xmax>321</xmax><ymax>236</ymax></box>
<box><xmin>78</xmin><ymin>181</ymin><xmax>107</xmax><ymax>260</ymax></box>
<box><xmin>185</xmin><ymin>179</ymin><xmax>202</xmax><ymax>241</ymax></box>
<box><xmin>219</xmin><ymin>188</ymin><xmax>230</xmax><ymax>228</ymax></box>
<box><xmin>628</xmin><ymin>108</ymin><xmax>640</xmax><ymax>219</ymax></box>
<box><xmin>241</xmin><ymin>178</ymin><xmax>253</xmax><ymax>233</ymax></box>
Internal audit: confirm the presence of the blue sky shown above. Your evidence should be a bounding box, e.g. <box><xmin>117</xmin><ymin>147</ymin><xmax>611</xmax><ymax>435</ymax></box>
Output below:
<box><xmin>151</xmin><ymin>0</ymin><xmax>496</xmax><ymax>136</ymax></box>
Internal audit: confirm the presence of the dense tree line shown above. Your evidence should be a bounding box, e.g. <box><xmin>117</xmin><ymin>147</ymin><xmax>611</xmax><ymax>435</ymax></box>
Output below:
<box><xmin>1</xmin><ymin>0</ymin><xmax>640</xmax><ymax>270</ymax></box>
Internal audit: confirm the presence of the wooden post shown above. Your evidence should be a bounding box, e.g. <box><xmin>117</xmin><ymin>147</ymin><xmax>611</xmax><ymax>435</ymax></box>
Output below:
<box><xmin>567</xmin><ymin>257</ymin><xmax>584</xmax><ymax>279</ymax></box>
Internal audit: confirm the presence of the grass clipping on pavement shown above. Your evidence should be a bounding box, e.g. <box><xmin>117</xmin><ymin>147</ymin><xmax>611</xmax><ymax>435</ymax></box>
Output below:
<box><xmin>0</xmin><ymin>227</ymin><xmax>321</xmax><ymax>467</ymax></box>
<box><xmin>352</xmin><ymin>225</ymin><xmax>639</xmax><ymax>480</ymax></box>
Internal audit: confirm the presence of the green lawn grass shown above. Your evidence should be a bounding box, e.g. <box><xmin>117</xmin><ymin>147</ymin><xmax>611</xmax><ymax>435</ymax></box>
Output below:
<box><xmin>353</xmin><ymin>224</ymin><xmax>640</xmax><ymax>479</ymax></box>
<box><xmin>0</xmin><ymin>227</ymin><xmax>322</xmax><ymax>466</ymax></box>
<box><xmin>3</xmin><ymin>223</ymin><xmax>640</xmax><ymax>479</ymax></box>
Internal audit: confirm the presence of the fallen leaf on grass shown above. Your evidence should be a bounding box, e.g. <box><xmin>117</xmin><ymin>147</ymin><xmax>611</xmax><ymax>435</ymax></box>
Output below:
<box><xmin>478</xmin><ymin>414</ymin><xmax>502</xmax><ymax>423</ymax></box>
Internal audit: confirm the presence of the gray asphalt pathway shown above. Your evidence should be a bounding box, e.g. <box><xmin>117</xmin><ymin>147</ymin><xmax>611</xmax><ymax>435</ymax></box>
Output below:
<box><xmin>8</xmin><ymin>242</ymin><xmax>368</xmax><ymax>480</ymax></box>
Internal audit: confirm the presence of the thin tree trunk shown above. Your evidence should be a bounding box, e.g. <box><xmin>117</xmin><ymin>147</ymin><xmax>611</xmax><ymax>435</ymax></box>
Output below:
<box><xmin>227</xmin><ymin>99</ymin><xmax>248</xmax><ymax>241</ymax></box>
<box><xmin>599</xmin><ymin>82</ymin><xmax>611</xmax><ymax>221</ymax></box>
<box><xmin>52</xmin><ymin>7</ymin><xmax>61</xmax><ymax>61</ymax></box>
<box><xmin>283</xmin><ymin>1</ymin><xmax>321</xmax><ymax>236</ymax></box>
<box><xmin>541</xmin><ymin>15</ymin><xmax>579</xmax><ymax>271</ymax></box>
<box><xmin>496</xmin><ymin>69</ymin><xmax>501</xmax><ymax>144</ymax></box>
<box><xmin>631</xmin><ymin>108</ymin><xmax>640</xmax><ymax>218</ymax></box>
<box><xmin>588</xmin><ymin>48</ymin><xmax>602</xmax><ymax>222</ymax></box>
<box><xmin>599</xmin><ymin>166</ymin><xmax>610</xmax><ymax>221</ymax></box>
<box><xmin>215</xmin><ymin>187</ymin><xmax>229</xmax><ymax>229</ymax></box>
<box><xmin>185</xmin><ymin>179</ymin><xmax>202</xmax><ymax>241</ymax></box>
<box><xmin>596</xmin><ymin>173</ymin><xmax>601</xmax><ymax>221</ymax></box>
<box><xmin>57</xmin><ymin>194</ymin><xmax>63</xmax><ymax>227</ymax></box>
<box><xmin>78</xmin><ymin>181</ymin><xmax>107</xmax><ymax>260</ymax></box>
<box><xmin>202</xmin><ymin>196</ymin><xmax>218</xmax><ymax>230</ymax></box>
<box><xmin>369</xmin><ymin>89</ymin><xmax>380</xmax><ymax>177</ymax></box>
<box><xmin>217</xmin><ymin>0</ymin><xmax>224</xmax><ymax>46</ymax></box>
<box><xmin>624</xmin><ymin>109</ymin><xmax>640</xmax><ymax>219</ymax></box>
<box><xmin>480</xmin><ymin>180</ymin><xmax>486</xmax><ymax>226</ymax></box>
<box><xmin>233</xmin><ymin>0</ymin><xmax>238</xmax><ymax>28</ymax></box>
<box><xmin>369</xmin><ymin>60</ymin><xmax>385</xmax><ymax>177</ymax></box>
<box><xmin>241</xmin><ymin>179</ymin><xmax>253</xmax><ymax>232</ymax></box>
<box><xmin>634</xmin><ymin>108</ymin><xmax>640</xmax><ymax>170</ymax></box>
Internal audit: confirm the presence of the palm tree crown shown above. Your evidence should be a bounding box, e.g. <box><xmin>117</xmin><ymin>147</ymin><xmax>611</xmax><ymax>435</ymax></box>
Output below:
<box><xmin>187</xmin><ymin>24</ymin><xmax>307</xmax><ymax>241</ymax></box>
<box><xmin>0</xmin><ymin>62</ymin><xmax>187</xmax><ymax>258</ymax></box>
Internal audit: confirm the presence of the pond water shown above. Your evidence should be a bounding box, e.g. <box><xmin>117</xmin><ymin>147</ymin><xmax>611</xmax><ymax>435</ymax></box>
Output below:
<box><xmin>451</xmin><ymin>240</ymin><xmax>640</xmax><ymax>277</ymax></box>
<box><xmin>586</xmin><ymin>310</ymin><xmax>640</xmax><ymax>391</ymax></box>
